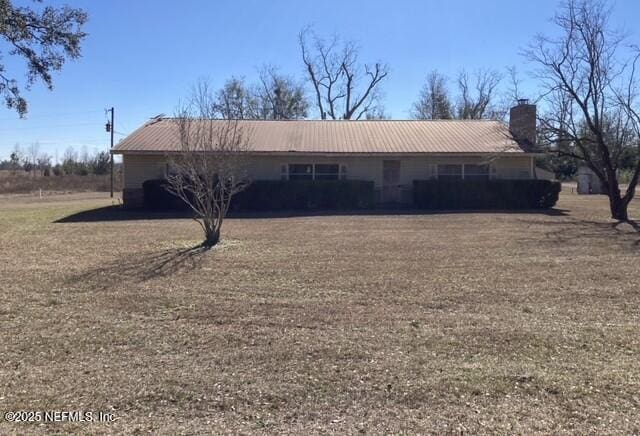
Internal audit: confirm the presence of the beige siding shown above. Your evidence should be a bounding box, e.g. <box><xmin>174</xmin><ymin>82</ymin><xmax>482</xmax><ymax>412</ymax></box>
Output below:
<box><xmin>493</xmin><ymin>156</ymin><xmax>533</xmax><ymax>179</ymax></box>
<box><xmin>244</xmin><ymin>155</ymin><xmax>383</xmax><ymax>186</ymax></box>
<box><xmin>122</xmin><ymin>153</ymin><xmax>535</xmax><ymax>190</ymax></box>
<box><xmin>123</xmin><ymin>154</ymin><xmax>166</xmax><ymax>189</ymax></box>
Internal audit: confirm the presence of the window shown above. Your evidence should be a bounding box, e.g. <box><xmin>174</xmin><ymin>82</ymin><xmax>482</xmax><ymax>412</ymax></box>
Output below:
<box><xmin>437</xmin><ymin>163</ymin><xmax>491</xmax><ymax>180</ymax></box>
<box><xmin>286</xmin><ymin>163</ymin><xmax>345</xmax><ymax>180</ymax></box>
<box><xmin>438</xmin><ymin>164</ymin><xmax>463</xmax><ymax>180</ymax></box>
<box><xmin>288</xmin><ymin>164</ymin><xmax>313</xmax><ymax>180</ymax></box>
<box><xmin>464</xmin><ymin>164</ymin><xmax>490</xmax><ymax>181</ymax></box>
<box><xmin>314</xmin><ymin>164</ymin><xmax>340</xmax><ymax>180</ymax></box>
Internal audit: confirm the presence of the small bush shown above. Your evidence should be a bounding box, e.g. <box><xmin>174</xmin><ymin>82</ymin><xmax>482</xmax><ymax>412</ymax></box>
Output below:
<box><xmin>413</xmin><ymin>179</ymin><xmax>561</xmax><ymax>210</ymax></box>
<box><xmin>142</xmin><ymin>179</ymin><xmax>376</xmax><ymax>211</ymax></box>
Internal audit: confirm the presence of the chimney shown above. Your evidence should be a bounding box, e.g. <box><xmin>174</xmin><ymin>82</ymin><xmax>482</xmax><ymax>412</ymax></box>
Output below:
<box><xmin>509</xmin><ymin>99</ymin><xmax>537</xmax><ymax>149</ymax></box>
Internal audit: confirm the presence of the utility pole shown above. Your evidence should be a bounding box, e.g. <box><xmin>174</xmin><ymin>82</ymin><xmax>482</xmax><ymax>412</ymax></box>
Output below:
<box><xmin>106</xmin><ymin>107</ymin><xmax>114</xmax><ymax>198</ymax></box>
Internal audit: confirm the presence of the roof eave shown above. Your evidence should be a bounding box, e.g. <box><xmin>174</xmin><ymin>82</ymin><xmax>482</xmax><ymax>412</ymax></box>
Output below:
<box><xmin>112</xmin><ymin>149</ymin><xmax>540</xmax><ymax>157</ymax></box>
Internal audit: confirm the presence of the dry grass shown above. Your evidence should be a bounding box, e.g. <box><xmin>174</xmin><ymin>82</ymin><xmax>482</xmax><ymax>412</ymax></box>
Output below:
<box><xmin>0</xmin><ymin>191</ymin><xmax>639</xmax><ymax>434</ymax></box>
<box><xmin>0</xmin><ymin>172</ymin><xmax>122</xmax><ymax>195</ymax></box>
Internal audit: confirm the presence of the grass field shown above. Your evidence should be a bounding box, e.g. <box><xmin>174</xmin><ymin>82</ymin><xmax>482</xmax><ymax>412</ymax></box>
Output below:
<box><xmin>1</xmin><ymin>192</ymin><xmax>639</xmax><ymax>434</ymax></box>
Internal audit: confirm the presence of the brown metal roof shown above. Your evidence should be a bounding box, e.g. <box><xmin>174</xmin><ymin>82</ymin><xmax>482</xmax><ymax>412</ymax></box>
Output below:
<box><xmin>113</xmin><ymin>118</ymin><xmax>528</xmax><ymax>155</ymax></box>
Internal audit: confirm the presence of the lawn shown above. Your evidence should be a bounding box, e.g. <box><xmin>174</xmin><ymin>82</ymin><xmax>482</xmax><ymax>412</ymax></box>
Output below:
<box><xmin>1</xmin><ymin>192</ymin><xmax>639</xmax><ymax>434</ymax></box>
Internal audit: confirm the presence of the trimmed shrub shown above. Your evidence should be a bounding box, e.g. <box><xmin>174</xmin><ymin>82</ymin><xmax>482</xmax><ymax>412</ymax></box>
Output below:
<box><xmin>142</xmin><ymin>179</ymin><xmax>376</xmax><ymax>211</ymax></box>
<box><xmin>142</xmin><ymin>179</ymin><xmax>189</xmax><ymax>210</ymax></box>
<box><xmin>413</xmin><ymin>179</ymin><xmax>561</xmax><ymax>210</ymax></box>
<box><xmin>232</xmin><ymin>180</ymin><xmax>375</xmax><ymax>211</ymax></box>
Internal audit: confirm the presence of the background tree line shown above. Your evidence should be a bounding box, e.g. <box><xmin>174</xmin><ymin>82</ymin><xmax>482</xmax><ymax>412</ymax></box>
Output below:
<box><xmin>0</xmin><ymin>143</ymin><xmax>112</xmax><ymax>177</ymax></box>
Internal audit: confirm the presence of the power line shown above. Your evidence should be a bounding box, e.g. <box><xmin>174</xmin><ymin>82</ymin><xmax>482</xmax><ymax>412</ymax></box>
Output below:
<box><xmin>0</xmin><ymin>122</ymin><xmax>103</xmax><ymax>132</ymax></box>
<box><xmin>0</xmin><ymin>109</ymin><xmax>104</xmax><ymax>122</ymax></box>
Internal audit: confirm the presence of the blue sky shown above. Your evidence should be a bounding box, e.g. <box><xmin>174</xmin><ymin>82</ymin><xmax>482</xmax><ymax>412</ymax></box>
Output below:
<box><xmin>1</xmin><ymin>0</ymin><xmax>638</xmax><ymax>160</ymax></box>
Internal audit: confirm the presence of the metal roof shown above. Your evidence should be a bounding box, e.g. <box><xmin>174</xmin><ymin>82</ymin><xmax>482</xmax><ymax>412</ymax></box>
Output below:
<box><xmin>113</xmin><ymin>118</ymin><xmax>529</xmax><ymax>155</ymax></box>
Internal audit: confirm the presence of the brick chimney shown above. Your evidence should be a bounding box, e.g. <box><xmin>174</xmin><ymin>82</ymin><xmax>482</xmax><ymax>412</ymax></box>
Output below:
<box><xmin>509</xmin><ymin>99</ymin><xmax>536</xmax><ymax>149</ymax></box>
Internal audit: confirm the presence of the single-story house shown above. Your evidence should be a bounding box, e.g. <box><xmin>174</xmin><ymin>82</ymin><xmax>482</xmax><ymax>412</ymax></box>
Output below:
<box><xmin>113</xmin><ymin>100</ymin><xmax>541</xmax><ymax>207</ymax></box>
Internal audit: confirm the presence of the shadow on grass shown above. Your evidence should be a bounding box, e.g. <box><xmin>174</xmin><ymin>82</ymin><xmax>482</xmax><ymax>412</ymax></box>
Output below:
<box><xmin>69</xmin><ymin>244</ymin><xmax>210</xmax><ymax>291</ymax></box>
<box><xmin>615</xmin><ymin>219</ymin><xmax>640</xmax><ymax>233</ymax></box>
<box><xmin>55</xmin><ymin>205</ymin><xmax>570</xmax><ymax>223</ymax></box>
<box><xmin>615</xmin><ymin>219</ymin><xmax>640</xmax><ymax>247</ymax></box>
<box><xmin>55</xmin><ymin>206</ymin><xmax>192</xmax><ymax>223</ymax></box>
<box><xmin>517</xmin><ymin>216</ymin><xmax>640</xmax><ymax>249</ymax></box>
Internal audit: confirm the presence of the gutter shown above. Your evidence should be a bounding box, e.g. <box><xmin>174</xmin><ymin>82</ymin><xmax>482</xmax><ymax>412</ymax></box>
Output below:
<box><xmin>111</xmin><ymin>150</ymin><xmax>545</xmax><ymax>157</ymax></box>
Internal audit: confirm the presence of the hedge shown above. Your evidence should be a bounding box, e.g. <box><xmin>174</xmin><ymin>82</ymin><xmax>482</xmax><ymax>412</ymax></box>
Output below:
<box><xmin>413</xmin><ymin>179</ymin><xmax>561</xmax><ymax>210</ymax></box>
<box><xmin>142</xmin><ymin>179</ymin><xmax>375</xmax><ymax>211</ymax></box>
<box><xmin>231</xmin><ymin>180</ymin><xmax>375</xmax><ymax>211</ymax></box>
<box><xmin>142</xmin><ymin>179</ymin><xmax>189</xmax><ymax>210</ymax></box>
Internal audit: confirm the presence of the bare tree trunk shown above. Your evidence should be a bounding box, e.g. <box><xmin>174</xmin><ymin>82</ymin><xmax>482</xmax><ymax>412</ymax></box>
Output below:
<box><xmin>607</xmin><ymin>190</ymin><xmax>628</xmax><ymax>221</ymax></box>
<box><xmin>204</xmin><ymin>226</ymin><xmax>220</xmax><ymax>247</ymax></box>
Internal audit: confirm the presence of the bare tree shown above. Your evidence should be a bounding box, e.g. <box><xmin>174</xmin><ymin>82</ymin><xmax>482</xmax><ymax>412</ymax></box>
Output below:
<box><xmin>36</xmin><ymin>153</ymin><xmax>51</xmax><ymax>175</ymax></box>
<box><xmin>166</xmin><ymin>81</ymin><xmax>252</xmax><ymax>247</ymax></box>
<box><xmin>213</xmin><ymin>76</ymin><xmax>256</xmax><ymax>120</ymax></box>
<box><xmin>9</xmin><ymin>143</ymin><xmax>22</xmax><ymax>173</ymax></box>
<box><xmin>411</xmin><ymin>70</ymin><xmax>453</xmax><ymax>119</ymax></box>
<box><xmin>257</xmin><ymin>66</ymin><xmax>309</xmax><ymax>120</ymax></box>
<box><xmin>26</xmin><ymin>142</ymin><xmax>40</xmax><ymax>176</ymax></box>
<box><xmin>299</xmin><ymin>27</ymin><xmax>389</xmax><ymax>120</ymax></box>
<box><xmin>525</xmin><ymin>0</ymin><xmax>640</xmax><ymax>221</ymax></box>
<box><xmin>456</xmin><ymin>68</ymin><xmax>502</xmax><ymax>119</ymax></box>
<box><xmin>365</xmin><ymin>106</ymin><xmax>390</xmax><ymax>120</ymax></box>
<box><xmin>506</xmin><ymin>66</ymin><xmax>524</xmax><ymax>102</ymax></box>
<box><xmin>213</xmin><ymin>71</ymin><xmax>308</xmax><ymax>120</ymax></box>
<box><xmin>61</xmin><ymin>146</ymin><xmax>77</xmax><ymax>175</ymax></box>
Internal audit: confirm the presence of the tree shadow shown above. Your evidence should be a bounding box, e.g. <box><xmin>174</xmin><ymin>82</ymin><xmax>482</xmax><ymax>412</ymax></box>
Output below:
<box><xmin>614</xmin><ymin>219</ymin><xmax>640</xmax><ymax>233</ymax></box>
<box><xmin>69</xmin><ymin>244</ymin><xmax>210</xmax><ymax>291</ymax></box>
<box><xmin>516</xmin><ymin>216</ymin><xmax>640</xmax><ymax>249</ymax></box>
<box><xmin>55</xmin><ymin>206</ymin><xmax>192</xmax><ymax>223</ymax></box>
<box><xmin>613</xmin><ymin>219</ymin><xmax>640</xmax><ymax>246</ymax></box>
<box><xmin>55</xmin><ymin>205</ymin><xmax>570</xmax><ymax>223</ymax></box>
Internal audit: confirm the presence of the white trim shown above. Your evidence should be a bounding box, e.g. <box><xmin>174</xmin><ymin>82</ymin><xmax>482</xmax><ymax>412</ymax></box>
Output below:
<box><xmin>436</xmin><ymin>163</ymin><xmax>491</xmax><ymax>180</ymax></box>
<box><xmin>284</xmin><ymin>162</ymin><xmax>344</xmax><ymax>181</ymax></box>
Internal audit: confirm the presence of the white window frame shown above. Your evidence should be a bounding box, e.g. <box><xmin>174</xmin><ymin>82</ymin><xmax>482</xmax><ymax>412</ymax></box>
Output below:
<box><xmin>283</xmin><ymin>163</ymin><xmax>346</xmax><ymax>180</ymax></box>
<box><xmin>436</xmin><ymin>163</ymin><xmax>491</xmax><ymax>180</ymax></box>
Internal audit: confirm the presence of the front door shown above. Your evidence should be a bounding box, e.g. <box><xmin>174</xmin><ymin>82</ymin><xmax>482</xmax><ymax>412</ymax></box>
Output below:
<box><xmin>382</xmin><ymin>160</ymin><xmax>401</xmax><ymax>203</ymax></box>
